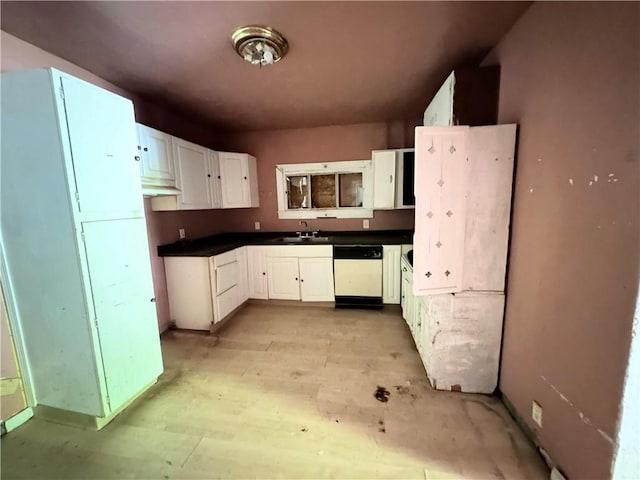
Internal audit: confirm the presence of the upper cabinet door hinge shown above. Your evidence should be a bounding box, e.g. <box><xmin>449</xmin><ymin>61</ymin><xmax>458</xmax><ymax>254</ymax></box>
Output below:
<box><xmin>59</xmin><ymin>85</ymin><xmax>65</xmax><ymax>100</ymax></box>
<box><xmin>75</xmin><ymin>191</ymin><xmax>81</xmax><ymax>208</ymax></box>
<box><xmin>80</xmin><ymin>231</ymin><xmax>86</xmax><ymax>242</ymax></box>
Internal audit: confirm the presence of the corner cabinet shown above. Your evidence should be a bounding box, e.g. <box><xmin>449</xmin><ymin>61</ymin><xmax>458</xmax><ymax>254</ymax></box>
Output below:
<box><xmin>164</xmin><ymin>247</ymin><xmax>249</xmax><ymax>330</ymax></box>
<box><xmin>1</xmin><ymin>68</ymin><xmax>163</xmax><ymax>423</ymax></box>
<box><xmin>382</xmin><ymin>245</ymin><xmax>401</xmax><ymax>304</ymax></box>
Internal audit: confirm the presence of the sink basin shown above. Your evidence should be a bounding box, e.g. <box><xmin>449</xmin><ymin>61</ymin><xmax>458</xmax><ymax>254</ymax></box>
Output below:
<box><xmin>279</xmin><ymin>236</ymin><xmax>330</xmax><ymax>243</ymax></box>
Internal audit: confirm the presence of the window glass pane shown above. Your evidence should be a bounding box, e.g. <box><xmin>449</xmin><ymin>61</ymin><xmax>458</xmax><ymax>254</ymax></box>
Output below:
<box><xmin>287</xmin><ymin>175</ymin><xmax>309</xmax><ymax>209</ymax></box>
<box><xmin>339</xmin><ymin>173</ymin><xmax>363</xmax><ymax>207</ymax></box>
<box><xmin>311</xmin><ymin>174</ymin><xmax>336</xmax><ymax>208</ymax></box>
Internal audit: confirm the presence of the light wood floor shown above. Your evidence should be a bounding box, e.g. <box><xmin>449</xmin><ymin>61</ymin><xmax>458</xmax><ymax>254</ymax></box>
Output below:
<box><xmin>2</xmin><ymin>303</ymin><xmax>548</xmax><ymax>479</ymax></box>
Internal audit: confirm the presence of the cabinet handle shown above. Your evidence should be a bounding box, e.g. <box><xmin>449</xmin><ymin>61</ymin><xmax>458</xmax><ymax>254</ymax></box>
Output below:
<box><xmin>262</xmin><ymin>272</ymin><xmax>266</xmax><ymax>276</ymax></box>
<box><xmin>300</xmin><ymin>279</ymin><xmax>304</xmax><ymax>282</ymax></box>
<box><xmin>244</xmin><ymin>176</ymin><xmax>248</xmax><ymax>180</ymax></box>
<box><xmin>137</xmin><ymin>145</ymin><xmax>142</xmax><ymax>151</ymax></box>
<box><xmin>403</xmin><ymin>267</ymin><xmax>407</xmax><ymax>272</ymax></box>
<box><xmin>207</xmin><ymin>174</ymin><xmax>211</xmax><ymax>178</ymax></box>
<box><xmin>390</xmin><ymin>175</ymin><xmax>393</xmax><ymax>183</ymax></box>
<box><xmin>143</xmin><ymin>147</ymin><xmax>148</xmax><ymax>152</ymax></box>
<box><xmin>134</xmin><ymin>156</ymin><xmax>141</xmax><ymax>162</ymax></box>
<box><xmin>217</xmin><ymin>175</ymin><xmax>221</xmax><ymax>179</ymax></box>
<box><xmin>295</xmin><ymin>277</ymin><xmax>298</xmax><ymax>281</ymax></box>
<box><xmin>150</xmin><ymin>297</ymin><xmax>156</xmax><ymax>303</ymax></box>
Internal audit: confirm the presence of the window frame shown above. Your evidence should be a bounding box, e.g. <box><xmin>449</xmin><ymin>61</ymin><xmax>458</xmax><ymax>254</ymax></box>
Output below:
<box><xmin>275</xmin><ymin>160</ymin><xmax>373</xmax><ymax>219</ymax></box>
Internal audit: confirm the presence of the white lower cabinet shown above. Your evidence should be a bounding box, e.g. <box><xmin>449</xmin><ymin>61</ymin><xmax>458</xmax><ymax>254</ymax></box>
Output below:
<box><xmin>164</xmin><ymin>247</ymin><xmax>248</xmax><ymax>330</ymax></box>
<box><xmin>299</xmin><ymin>258</ymin><xmax>335</xmax><ymax>302</ymax></box>
<box><xmin>236</xmin><ymin>247</ymin><xmax>249</xmax><ymax>303</ymax></box>
<box><xmin>265</xmin><ymin>245</ymin><xmax>335</xmax><ymax>302</ymax></box>
<box><xmin>267</xmin><ymin>257</ymin><xmax>301</xmax><ymax>300</ymax></box>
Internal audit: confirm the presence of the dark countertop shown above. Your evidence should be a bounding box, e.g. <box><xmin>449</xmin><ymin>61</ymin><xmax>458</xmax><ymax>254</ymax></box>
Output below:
<box><xmin>158</xmin><ymin>230</ymin><xmax>414</xmax><ymax>257</ymax></box>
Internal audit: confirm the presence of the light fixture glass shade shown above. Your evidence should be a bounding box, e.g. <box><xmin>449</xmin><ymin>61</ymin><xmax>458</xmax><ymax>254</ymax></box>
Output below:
<box><xmin>231</xmin><ymin>25</ymin><xmax>288</xmax><ymax>66</ymax></box>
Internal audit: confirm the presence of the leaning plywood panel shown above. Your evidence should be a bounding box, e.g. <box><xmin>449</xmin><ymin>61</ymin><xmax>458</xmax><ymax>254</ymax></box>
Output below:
<box><xmin>422</xmin><ymin>292</ymin><xmax>505</xmax><ymax>394</ymax></box>
<box><xmin>462</xmin><ymin>125</ymin><xmax>516</xmax><ymax>291</ymax></box>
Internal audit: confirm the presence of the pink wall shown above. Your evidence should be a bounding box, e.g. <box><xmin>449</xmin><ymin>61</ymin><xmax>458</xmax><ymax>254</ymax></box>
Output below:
<box><xmin>212</xmin><ymin>121</ymin><xmax>418</xmax><ymax>233</ymax></box>
<box><xmin>483</xmin><ymin>3</ymin><xmax>639</xmax><ymax>478</ymax></box>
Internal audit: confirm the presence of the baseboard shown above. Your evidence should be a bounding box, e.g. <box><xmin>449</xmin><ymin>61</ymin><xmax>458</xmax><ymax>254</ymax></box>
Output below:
<box><xmin>1</xmin><ymin>407</ymin><xmax>34</xmax><ymax>435</ymax></box>
<box><xmin>34</xmin><ymin>379</ymin><xmax>157</xmax><ymax>430</ymax></box>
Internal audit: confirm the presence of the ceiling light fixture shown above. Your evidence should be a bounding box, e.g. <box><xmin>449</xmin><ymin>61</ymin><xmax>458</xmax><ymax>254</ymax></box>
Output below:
<box><xmin>231</xmin><ymin>25</ymin><xmax>289</xmax><ymax>67</ymax></box>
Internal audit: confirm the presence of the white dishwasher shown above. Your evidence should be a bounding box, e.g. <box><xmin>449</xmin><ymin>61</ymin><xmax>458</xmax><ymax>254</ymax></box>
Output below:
<box><xmin>333</xmin><ymin>245</ymin><xmax>383</xmax><ymax>309</ymax></box>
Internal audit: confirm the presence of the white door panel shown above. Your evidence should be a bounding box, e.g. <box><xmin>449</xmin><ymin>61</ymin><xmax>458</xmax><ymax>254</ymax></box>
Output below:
<box><xmin>219</xmin><ymin>153</ymin><xmax>250</xmax><ymax>208</ymax></box>
<box><xmin>81</xmin><ymin>219</ymin><xmax>163</xmax><ymax>413</ymax></box>
<box><xmin>299</xmin><ymin>258</ymin><xmax>334</xmax><ymax>302</ymax></box>
<box><xmin>174</xmin><ymin>139</ymin><xmax>213</xmax><ymax>210</ymax></box>
<box><xmin>62</xmin><ymin>76</ymin><xmax>142</xmax><ymax>216</ymax></box>
<box><xmin>267</xmin><ymin>257</ymin><xmax>300</xmax><ymax>300</ymax></box>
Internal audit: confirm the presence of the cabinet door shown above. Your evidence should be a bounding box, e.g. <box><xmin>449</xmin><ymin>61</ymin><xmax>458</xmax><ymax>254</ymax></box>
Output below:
<box><xmin>247</xmin><ymin>246</ymin><xmax>268</xmax><ymax>299</ymax></box>
<box><xmin>61</xmin><ymin>75</ymin><xmax>143</xmax><ymax>217</ymax></box>
<box><xmin>382</xmin><ymin>245</ymin><xmax>401</xmax><ymax>304</ymax></box>
<box><xmin>208</xmin><ymin>151</ymin><xmax>223</xmax><ymax>209</ymax></box>
<box><xmin>219</xmin><ymin>152</ymin><xmax>250</xmax><ymax>208</ymax></box>
<box><xmin>299</xmin><ymin>258</ymin><xmax>334</xmax><ymax>302</ymax></box>
<box><xmin>215</xmin><ymin>285</ymin><xmax>238</xmax><ymax>323</ymax></box>
<box><xmin>81</xmin><ymin>218</ymin><xmax>163</xmax><ymax>413</ymax></box>
<box><xmin>413</xmin><ymin>127</ymin><xmax>469</xmax><ymax>295</ymax></box>
<box><xmin>137</xmin><ymin>124</ymin><xmax>175</xmax><ymax>185</ymax></box>
<box><xmin>236</xmin><ymin>247</ymin><xmax>249</xmax><ymax>304</ymax></box>
<box><xmin>174</xmin><ymin>139</ymin><xmax>213</xmax><ymax>210</ymax></box>
<box><xmin>267</xmin><ymin>257</ymin><xmax>300</xmax><ymax>300</ymax></box>
<box><xmin>372</xmin><ymin>151</ymin><xmax>396</xmax><ymax>209</ymax></box>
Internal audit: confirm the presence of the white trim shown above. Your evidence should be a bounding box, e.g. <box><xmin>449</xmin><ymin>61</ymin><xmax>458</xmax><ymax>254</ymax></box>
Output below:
<box><xmin>275</xmin><ymin>160</ymin><xmax>373</xmax><ymax>220</ymax></box>
<box><xmin>3</xmin><ymin>407</ymin><xmax>34</xmax><ymax>434</ymax></box>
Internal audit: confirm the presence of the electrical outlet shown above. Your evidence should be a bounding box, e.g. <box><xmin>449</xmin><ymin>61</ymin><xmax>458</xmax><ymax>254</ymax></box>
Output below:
<box><xmin>532</xmin><ymin>400</ymin><xmax>543</xmax><ymax>427</ymax></box>
<box><xmin>254</xmin><ymin>221</ymin><xmax>260</xmax><ymax>230</ymax></box>
<box><xmin>179</xmin><ymin>228</ymin><xmax>186</xmax><ymax>239</ymax></box>
<box><xmin>363</xmin><ymin>219</ymin><xmax>370</xmax><ymax>229</ymax></box>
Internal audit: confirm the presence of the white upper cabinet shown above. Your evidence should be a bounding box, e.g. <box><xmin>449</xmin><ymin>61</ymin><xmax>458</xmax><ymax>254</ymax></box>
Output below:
<box><xmin>298</xmin><ymin>257</ymin><xmax>335</xmax><ymax>302</ymax></box>
<box><xmin>150</xmin><ymin>146</ymin><xmax>258</xmax><ymax>211</ymax></box>
<box><xmin>413</xmin><ymin>127</ymin><xmax>469</xmax><ymax>295</ymax></box>
<box><xmin>372</xmin><ymin>150</ymin><xmax>396</xmax><ymax>209</ymax></box>
<box><xmin>372</xmin><ymin>149</ymin><xmax>415</xmax><ymax>210</ymax></box>
<box><xmin>173</xmin><ymin>139</ymin><xmax>213</xmax><ymax>210</ymax></box>
<box><xmin>136</xmin><ymin>124</ymin><xmax>175</xmax><ymax>186</ymax></box>
<box><xmin>218</xmin><ymin>152</ymin><xmax>259</xmax><ymax>208</ymax></box>
<box><xmin>61</xmin><ymin>75</ymin><xmax>143</xmax><ymax>218</ymax></box>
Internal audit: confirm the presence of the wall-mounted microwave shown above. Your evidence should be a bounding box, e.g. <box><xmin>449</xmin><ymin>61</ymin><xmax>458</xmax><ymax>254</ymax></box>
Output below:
<box><xmin>372</xmin><ymin>148</ymin><xmax>415</xmax><ymax>210</ymax></box>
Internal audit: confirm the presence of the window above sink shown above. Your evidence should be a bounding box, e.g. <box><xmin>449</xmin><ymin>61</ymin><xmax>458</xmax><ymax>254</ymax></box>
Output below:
<box><xmin>276</xmin><ymin>160</ymin><xmax>373</xmax><ymax>219</ymax></box>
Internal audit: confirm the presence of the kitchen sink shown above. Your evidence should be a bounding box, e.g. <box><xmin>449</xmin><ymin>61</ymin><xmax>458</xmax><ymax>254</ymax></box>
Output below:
<box><xmin>278</xmin><ymin>236</ymin><xmax>330</xmax><ymax>243</ymax></box>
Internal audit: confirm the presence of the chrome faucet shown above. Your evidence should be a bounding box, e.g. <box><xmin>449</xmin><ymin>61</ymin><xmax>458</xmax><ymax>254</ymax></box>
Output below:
<box><xmin>297</xmin><ymin>221</ymin><xmax>316</xmax><ymax>238</ymax></box>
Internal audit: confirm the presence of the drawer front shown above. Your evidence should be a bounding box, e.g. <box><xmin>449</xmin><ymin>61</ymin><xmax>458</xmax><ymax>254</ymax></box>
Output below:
<box><xmin>216</xmin><ymin>261</ymin><xmax>238</xmax><ymax>294</ymax></box>
<box><xmin>214</xmin><ymin>249</ymin><xmax>237</xmax><ymax>267</ymax></box>
<box><xmin>266</xmin><ymin>245</ymin><xmax>332</xmax><ymax>258</ymax></box>
<box><xmin>215</xmin><ymin>285</ymin><xmax>238</xmax><ymax>322</ymax></box>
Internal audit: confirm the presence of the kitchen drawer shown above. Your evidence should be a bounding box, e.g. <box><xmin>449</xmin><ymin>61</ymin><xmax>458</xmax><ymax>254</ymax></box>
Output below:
<box><xmin>266</xmin><ymin>245</ymin><xmax>332</xmax><ymax>258</ymax></box>
<box><xmin>214</xmin><ymin>249</ymin><xmax>237</xmax><ymax>267</ymax></box>
<box><xmin>215</xmin><ymin>261</ymin><xmax>238</xmax><ymax>294</ymax></box>
<box><xmin>215</xmin><ymin>285</ymin><xmax>238</xmax><ymax>322</ymax></box>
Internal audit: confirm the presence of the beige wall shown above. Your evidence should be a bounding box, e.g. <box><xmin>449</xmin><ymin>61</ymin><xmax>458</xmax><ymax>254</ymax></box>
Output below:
<box><xmin>483</xmin><ymin>3</ymin><xmax>639</xmax><ymax>478</ymax></box>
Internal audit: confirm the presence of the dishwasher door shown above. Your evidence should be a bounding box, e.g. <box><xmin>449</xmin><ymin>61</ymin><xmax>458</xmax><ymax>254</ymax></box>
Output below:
<box><xmin>333</xmin><ymin>259</ymin><xmax>383</xmax><ymax>297</ymax></box>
